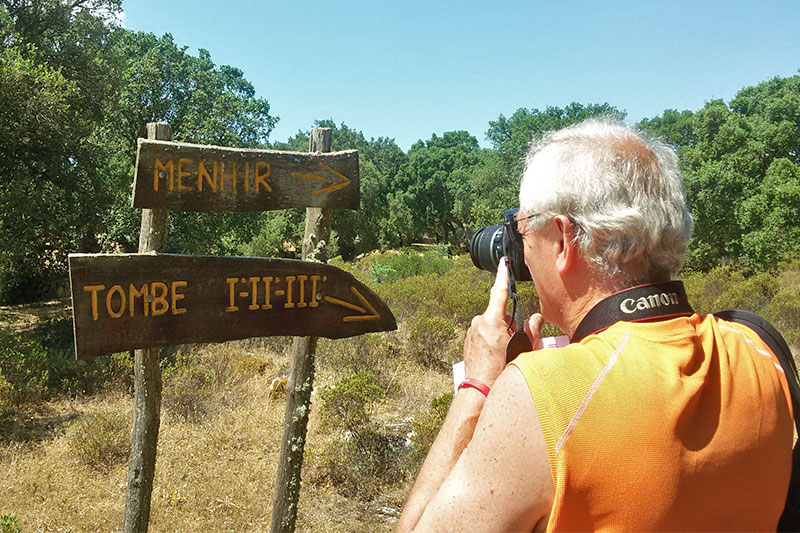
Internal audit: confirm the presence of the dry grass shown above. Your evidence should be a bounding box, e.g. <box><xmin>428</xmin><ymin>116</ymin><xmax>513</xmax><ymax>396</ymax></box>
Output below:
<box><xmin>0</xmin><ymin>333</ymin><xmax>448</xmax><ymax>531</ymax></box>
<box><xmin>6</xmin><ymin>254</ymin><xmax>792</xmax><ymax>530</ymax></box>
<box><xmin>0</xmin><ymin>299</ymin><xmax>70</xmax><ymax>335</ymax></box>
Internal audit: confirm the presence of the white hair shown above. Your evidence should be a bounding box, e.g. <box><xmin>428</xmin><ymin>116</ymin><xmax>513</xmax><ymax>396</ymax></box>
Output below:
<box><xmin>519</xmin><ymin>118</ymin><xmax>693</xmax><ymax>283</ymax></box>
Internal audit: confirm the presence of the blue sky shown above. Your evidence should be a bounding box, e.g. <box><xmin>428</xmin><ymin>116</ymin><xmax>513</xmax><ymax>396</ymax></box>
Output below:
<box><xmin>121</xmin><ymin>1</ymin><xmax>800</xmax><ymax>151</ymax></box>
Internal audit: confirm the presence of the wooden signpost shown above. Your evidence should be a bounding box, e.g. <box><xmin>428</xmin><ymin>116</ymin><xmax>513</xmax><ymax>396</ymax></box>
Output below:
<box><xmin>133</xmin><ymin>139</ymin><xmax>359</xmax><ymax>211</ymax></box>
<box><xmin>71</xmin><ymin>123</ymin><xmax>394</xmax><ymax>532</ymax></box>
<box><xmin>69</xmin><ymin>253</ymin><xmax>396</xmax><ymax>358</ymax></box>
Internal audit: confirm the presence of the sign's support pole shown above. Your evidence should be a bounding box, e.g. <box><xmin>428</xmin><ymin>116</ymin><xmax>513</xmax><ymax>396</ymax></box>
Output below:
<box><xmin>270</xmin><ymin>127</ymin><xmax>333</xmax><ymax>532</ymax></box>
<box><xmin>122</xmin><ymin>122</ymin><xmax>171</xmax><ymax>533</ymax></box>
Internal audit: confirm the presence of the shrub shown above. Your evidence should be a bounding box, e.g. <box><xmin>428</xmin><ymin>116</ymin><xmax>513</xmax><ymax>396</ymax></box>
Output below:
<box><xmin>66</xmin><ymin>410</ymin><xmax>130</xmax><ymax>471</ymax></box>
<box><xmin>0</xmin><ymin>333</ymin><xmax>49</xmax><ymax>408</ymax></box>
<box><xmin>0</xmin><ymin>316</ymin><xmax>128</xmax><ymax>410</ymax></box>
<box><xmin>712</xmin><ymin>272</ymin><xmax>778</xmax><ymax>314</ymax></box>
<box><xmin>681</xmin><ymin>266</ymin><xmax>745</xmax><ymax>315</ymax></box>
<box><xmin>369</xmin><ymin>248</ymin><xmax>452</xmax><ymax>284</ymax></box>
<box><xmin>406</xmin><ymin>312</ymin><xmax>459</xmax><ymax>369</ymax></box>
<box><xmin>318</xmin><ymin>370</ymin><xmax>406</xmax><ymax>498</ymax></box>
<box><xmin>162</xmin><ymin>351</ymin><xmax>215</xmax><ymax>422</ymax></box>
<box><xmin>406</xmin><ymin>391</ymin><xmax>453</xmax><ymax>473</ymax></box>
<box><xmin>764</xmin><ymin>287</ymin><xmax>800</xmax><ymax>350</ymax></box>
<box><xmin>1</xmin><ymin>513</ymin><xmax>21</xmax><ymax>533</ymax></box>
<box><xmin>378</xmin><ymin>261</ymin><xmax>491</xmax><ymax>326</ymax></box>
<box><xmin>318</xmin><ymin>333</ymin><xmax>398</xmax><ymax>379</ymax></box>
<box><xmin>321</xmin><ymin>370</ymin><xmax>385</xmax><ymax>433</ymax></box>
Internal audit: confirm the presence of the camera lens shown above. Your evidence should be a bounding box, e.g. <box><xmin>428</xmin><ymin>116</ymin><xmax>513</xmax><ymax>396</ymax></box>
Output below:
<box><xmin>469</xmin><ymin>224</ymin><xmax>504</xmax><ymax>273</ymax></box>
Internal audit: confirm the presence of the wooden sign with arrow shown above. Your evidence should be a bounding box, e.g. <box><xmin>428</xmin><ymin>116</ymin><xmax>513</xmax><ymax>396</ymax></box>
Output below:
<box><xmin>132</xmin><ymin>139</ymin><xmax>359</xmax><ymax>211</ymax></box>
<box><xmin>69</xmin><ymin>253</ymin><xmax>396</xmax><ymax>358</ymax></box>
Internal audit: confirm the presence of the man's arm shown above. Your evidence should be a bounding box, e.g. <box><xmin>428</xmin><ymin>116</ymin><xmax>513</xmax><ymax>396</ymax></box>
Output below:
<box><xmin>413</xmin><ymin>366</ymin><xmax>554</xmax><ymax>531</ymax></box>
<box><xmin>397</xmin><ymin>261</ymin><xmax>554</xmax><ymax>531</ymax></box>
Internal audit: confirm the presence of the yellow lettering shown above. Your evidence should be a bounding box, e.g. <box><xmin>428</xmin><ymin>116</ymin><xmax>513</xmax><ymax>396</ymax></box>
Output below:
<box><xmin>197</xmin><ymin>161</ymin><xmax>216</xmax><ymax>191</ymax></box>
<box><xmin>243</xmin><ymin>162</ymin><xmax>250</xmax><ymax>192</ymax></box>
<box><xmin>296</xmin><ymin>275</ymin><xmax>308</xmax><ymax>308</ymax></box>
<box><xmin>255</xmin><ymin>161</ymin><xmax>271</xmax><ymax>192</ymax></box>
<box><xmin>171</xmin><ymin>281</ymin><xmax>187</xmax><ymax>315</ymax></box>
<box><xmin>309</xmin><ymin>276</ymin><xmax>321</xmax><ymax>307</ymax></box>
<box><xmin>248</xmin><ymin>277</ymin><xmax>260</xmax><ymax>310</ymax></box>
<box><xmin>262</xmin><ymin>276</ymin><xmax>273</xmax><ymax>310</ymax></box>
<box><xmin>129</xmin><ymin>283</ymin><xmax>150</xmax><ymax>317</ymax></box>
<box><xmin>284</xmin><ymin>276</ymin><xmax>296</xmax><ymax>308</ymax></box>
<box><xmin>220</xmin><ymin>161</ymin><xmax>236</xmax><ymax>192</ymax></box>
<box><xmin>226</xmin><ymin>277</ymin><xmax>239</xmax><ymax>312</ymax></box>
<box><xmin>105</xmin><ymin>284</ymin><xmax>126</xmax><ymax>319</ymax></box>
<box><xmin>83</xmin><ymin>285</ymin><xmax>105</xmax><ymax>321</ymax></box>
<box><xmin>151</xmin><ymin>282</ymin><xmax>169</xmax><ymax>316</ymax></box>
<box><xmin>154</xmin><ymin>158</ymin><xmax>174</xmax><ymax>191</ymax></box>
<box><xmin>177</xmin><ymin>158</ymin><xmax>192</xmax><ymax>191</ymax></box>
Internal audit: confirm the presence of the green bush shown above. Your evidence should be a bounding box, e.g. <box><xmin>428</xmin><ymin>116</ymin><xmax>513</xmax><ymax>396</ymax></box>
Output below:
<box><xmin>66</xmin><ymin>410</ymin><xmax>130</xmax><ymax>471</ymax></box>
<box><xmin>321</xmin><ymin>370</ymin><xmax>385</xmax><ymax>432</ymax></box>
<box><xmin>1</xmin><ymin>513</ymin><xmax>21</xmax><ymax>533</ymax></box>
<box><xmin>712</xmin><ymin>272</ymin><xmax>778</xmax><ymax>314</ymax></box>
<box><xmin>0</xmin><ymin>318</ymin><xmax>128</xmax><ymax>411</ymax></box>
<box><xmin>370</xmin><ymin>248</ymin><xmax>453</xmax><ymax>284</ymax></box>
<box><xmin>764</xmin><ymin>287</ymin><xmax>800</xmax><ymax>350</ymax></box>
<box><xmin>681</xmin><ymin>266</ymin><xmax>745</xmax><ymax>315</ymax></box>
<box><xmin>378</xmin><ymin>259</ymin><xmax>492</xmax><ymax>325</ymax></box>
<box><xmin>240</xmin><ymin>211</ymin><xmax>300</xmax><ymax>259</ymax></box>
<box><xmin>35</xmin><ymin>317</ymin><xmax>120</xmax><ymax>396</ymax></box>
<box><xmin>0</xmin><ymin>333</ymin><xmax>49</xmax><ymax>408</ymax></box>
<box><xmin>406</xmin><ymin>391</ymin><xmax>453</xmax><ymax>473</ymax></box>
<box><xmin>406</xmin><ymin>312</ymin><xmax>459</xmax><ymax>369</ymax></box>
<box><xmin>162</xmin><ymin>351</ymin><xmax>216</xmax><ymax>422</ymax></box>
<box><xmin>318</xmin><ymin>333</ymin><xmax>398</xmax><ymax>379</ymax></box>
<box><xmin>318</xmin><ymin>370</ymin><xmax>406</xmax><ymax>498</ymax></box>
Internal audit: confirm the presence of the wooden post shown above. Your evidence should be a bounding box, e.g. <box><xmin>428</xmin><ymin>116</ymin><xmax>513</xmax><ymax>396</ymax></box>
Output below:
<box><xmin>270</xmin><ymin>127</ymin><xmax>333</xmax><ymax>532</ymax></box>
<box><xmin>122</xmin><ymin>122</ymin><xmax>170</xmax><ymax>532</ymax></box>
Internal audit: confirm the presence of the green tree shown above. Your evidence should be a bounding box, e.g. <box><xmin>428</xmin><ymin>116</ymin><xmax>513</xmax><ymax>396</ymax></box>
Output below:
<box><xmin>102</xmin><ymin>31</ymin><xmax>277</xmax><ymax>257</ymax></box>
<box><xmin>0</xmin><ymin>1</ymin><xmax>279</xmax><ymax>302</ymax></box>
<box><xmin>267</xmin><ymin>120</ymin><xmax>406</xmax><ymax>260</ymax></box>
<box><xmin>383</xmin><ymin>131</ymin><xmax>481</xmax><ymax>247</ymax></box>
<box><xmin>739</xmin><ymin>158</ymin><xmax>800</xmax><ymax>271</ymax></box>
<box><xmin>486</xmin><ymin>102</ymin><xmax>623</xmax><ymax>171</ymax></box>
<box><xmin>640</xmin><ymin>73</ymin><xmax>800</xmax><ymax>272</ymax></box>
<box><xmin>0</xmin><ymin>0</ymin><xmax>120</xmax><ymax>302</ymax></box>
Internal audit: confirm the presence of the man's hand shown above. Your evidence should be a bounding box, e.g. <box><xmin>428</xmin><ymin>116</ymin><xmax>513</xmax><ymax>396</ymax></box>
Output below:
<box><xmin>463</xmin><ymin>258</ymin><xmax>546</xmax><ymax>386</ymax></box>
<box><xmin>463</xmin><ymin>258</ymin><xmax>513</xmax><ymax>386</ymax></box>
<box><xmin>398</xmin><ymin>258</ymin><xmax>554</xmax><ymax>532</ymax></box>
<box><xmin>525</xmin><ymin>312</ymin><xmax>545</xmax><ymax>349</ymax></box>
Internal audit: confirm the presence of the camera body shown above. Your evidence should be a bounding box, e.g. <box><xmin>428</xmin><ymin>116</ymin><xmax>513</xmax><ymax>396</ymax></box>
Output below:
<box><xmin>468</xmin><ymin>208</ymin><xmax>532</xmax><ymax>282</ymax></box>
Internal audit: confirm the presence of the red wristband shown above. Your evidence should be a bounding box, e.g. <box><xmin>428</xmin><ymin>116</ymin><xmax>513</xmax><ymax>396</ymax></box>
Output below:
<box><xmin>458</xmin><ymin>378</ymin><xmax>490</xmax><ymax>397</ymax></box>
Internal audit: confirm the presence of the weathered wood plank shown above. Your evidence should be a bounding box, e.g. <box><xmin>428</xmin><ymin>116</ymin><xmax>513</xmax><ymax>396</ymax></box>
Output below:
<box><xmin>69</xmin><ymin>253</ymin><xmax>396</xmax><ymax>358</ymax></box>
<box><xmin>271</xmin><ymin>127</ymin><xmax>333</xmax><ymax>533</ymax></box>
<box><xmin>123</xmin><ymin>121</ymin><xmax>169</xmax><ymax>533</ymax></box>
<box><xmin>132</xmin><ymin>140</ymin><xmax>359</xmax><ymax>211</ymax></box>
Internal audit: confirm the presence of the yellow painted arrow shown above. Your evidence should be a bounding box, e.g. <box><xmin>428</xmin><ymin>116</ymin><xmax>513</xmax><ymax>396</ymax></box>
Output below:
<box><xmin>290</xmin><ymin>162</ymin><xmax>351</xmax><ymax>195</ymax></box>
<box><xmin>323</xmin><ymin>286</ymin><xmax>380</xmax><ymax>322</ymax></box>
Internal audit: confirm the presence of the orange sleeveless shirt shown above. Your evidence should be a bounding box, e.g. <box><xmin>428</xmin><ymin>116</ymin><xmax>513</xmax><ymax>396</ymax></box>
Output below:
<box><xmin>511</xmin><ymin>314</ymin><xmax>793</xmax><ymax>531</ymax></box>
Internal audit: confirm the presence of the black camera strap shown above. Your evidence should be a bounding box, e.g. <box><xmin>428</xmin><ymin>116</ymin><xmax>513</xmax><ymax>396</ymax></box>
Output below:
<box><xmin>712</xmin><ymin>310</ymin><xmax>800</xmax><ymax>531</ymax></box>
<box><xmin>505</xmin><ymin>262</ymin><xmax>533</xmax><ymax>363</ymax></box>
<box><xmin>571</xmin><ymin>280</ymin><xmax>694</xmax><ymax>343</ymax></box>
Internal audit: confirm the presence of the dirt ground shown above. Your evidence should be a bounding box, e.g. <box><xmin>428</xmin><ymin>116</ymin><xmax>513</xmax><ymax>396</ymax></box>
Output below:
<box><xmin>0</xmin><ymin>298</ymin><xmax>71</xmax><ymax>334</ymax></box>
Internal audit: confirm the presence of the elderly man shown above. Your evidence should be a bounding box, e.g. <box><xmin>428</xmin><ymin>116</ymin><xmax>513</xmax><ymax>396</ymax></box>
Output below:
<box><xmin>397</xmin><ymin>119</ymin><xmax>793</xmax><ymax>531</ymax></box>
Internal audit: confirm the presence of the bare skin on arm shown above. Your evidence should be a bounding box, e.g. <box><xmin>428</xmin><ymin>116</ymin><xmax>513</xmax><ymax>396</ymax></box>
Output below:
<box><xmin>397</xmin><ymin>259</ymin><xmax>555</xmax><ymax>531</ymax></box>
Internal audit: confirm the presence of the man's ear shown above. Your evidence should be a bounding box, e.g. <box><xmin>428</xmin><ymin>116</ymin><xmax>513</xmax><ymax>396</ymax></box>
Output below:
<box><xmin>553</xmin><ymin>215</ymin><xmax>578</xmax><ymax>274</ymax></box>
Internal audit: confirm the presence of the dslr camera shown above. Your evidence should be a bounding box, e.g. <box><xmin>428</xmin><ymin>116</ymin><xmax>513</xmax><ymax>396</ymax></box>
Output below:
<box><xmin>468</xmin><ymin>208</ymin><xmax>532</xmax><ymax>282</ymax></box>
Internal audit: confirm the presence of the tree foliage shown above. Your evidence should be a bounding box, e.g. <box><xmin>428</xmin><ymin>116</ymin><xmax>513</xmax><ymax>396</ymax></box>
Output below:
<box><xmin>641</xmin><ymin>73</ymin><xmax>800</xmax><ymax>271</ymax></box>
<box><xmin>0</xmin><ymin>0</ymin><xmax>277</xmax><ymax>302</ymax></box>
<box><xmin>1</xmin><ymin>0</ymin><xmax>797</xmax><ymax>303</ymax></box>
<box><xmin>0</xmin><ymin>0</ymin><xmax>120</xmax><ymax>302</ymax></box>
